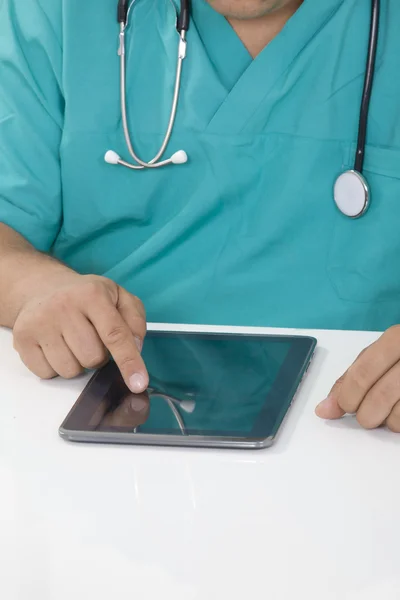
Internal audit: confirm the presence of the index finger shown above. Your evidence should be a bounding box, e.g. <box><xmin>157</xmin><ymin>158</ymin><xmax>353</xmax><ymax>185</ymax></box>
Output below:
<box><xmin>337</xmin><ymin>328</ymin><xmax>400</xmax><ymax>414</ymax></box>
<box><xmin>85</xmin><ymin>298</ymin><xmax>149</xmax><ymax>394</ymax></box>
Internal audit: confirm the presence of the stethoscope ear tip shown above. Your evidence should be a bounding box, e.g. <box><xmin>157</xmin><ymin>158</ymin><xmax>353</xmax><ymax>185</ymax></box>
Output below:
<box><xmin>104</xmin><ymin>150</ymin><xmax>121</xmax><ymax>165</ymax></box>
<box><xmin>171</xmin><ymin>150</ymin><xmax>188</xmax><ymax>165</ymax></box>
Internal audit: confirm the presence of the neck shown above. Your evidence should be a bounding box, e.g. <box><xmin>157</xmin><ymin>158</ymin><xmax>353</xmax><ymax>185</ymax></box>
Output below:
<box><xmin>228</xmin><ymin>1</ymin><xmax>304</xmax><ymax>58</ymax></box>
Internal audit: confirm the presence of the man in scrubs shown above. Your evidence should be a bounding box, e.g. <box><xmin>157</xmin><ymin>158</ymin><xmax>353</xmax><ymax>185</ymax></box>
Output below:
<box><xmin>1</xmin><ymin>0</ymin><xmax>400</xmax><ymax>432</ymax></box>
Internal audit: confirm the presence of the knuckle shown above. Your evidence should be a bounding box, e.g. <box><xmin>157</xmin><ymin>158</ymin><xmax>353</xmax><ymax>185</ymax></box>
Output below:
<box><xmin>365</xmin><ymin>380</ymin><xmax>399</xmax><ymax>415</ymax></box>
<box><xmin>131</xmin><ymin>316</ymin><xmax>147</xmax><ymax>340</ymax></box>
<box><xmin>13</xmin><ymin>329</ymin><xmax>40</xmax><ymax>354</ymax></box>
<box><xmin>347</xmin><ymin>362</ymin><xmax>371</xmax><ymax>393</ymax></box>
<box><xmin>104</xmin><ymin>325</ymin><xmax>129</xmax><ymax>347</ymax></box>
<box><xmin>50</xmin><ymin>290</ymin><xmax>70</xmax><ymax>311</ymax></box>
<box><xmin>13</xmin><ymin>311</ymin><xmax>40</xmax><ymax>341</ymax></box>
<box><xmin>80</xmin><ymin>280</ymin><xmax>104</xmax><ymax>300</ymax></box>
<box><xmin>13</xmin><ymin>324</ymin><xmax>29</xmax><ymax>347</ymax></box>
<box><xmin>117</xmin><ymin>355</ymin><xmax>138</xmax><ymax>373</ymax></box>
<box><xmin>375</xmin><ymin>383</ymin><xmax>397</xmax><ymax>408</ymax></box>
<box><xmin>81</xmin><ymin>350</ymin><xmax>108</xmax><ymax>370</ymax></box>
<box><xmin>356</xmin><ymin>385</ymin><xmax>397</xmax><ymax>430</ymax></box>
<box><xmin>81</xmin><ymin>277</ymin><xmax>113</xmax><ymax>301</ymax></box>
<box><xmin>131</xmin><ymin>295</ymin><xmax>146</xmax><ymax>319</ymax></box>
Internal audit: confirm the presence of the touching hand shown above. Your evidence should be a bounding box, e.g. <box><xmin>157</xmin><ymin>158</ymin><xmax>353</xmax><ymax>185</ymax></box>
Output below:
<box><xmin>316</xmin><ymin>326</ymin><xmax>400</xmax><ymax>432</ymax></box>
<box><xmin>13</xmin><ymin>274</ymin><xmax>148</xmax><ymax>393</ymax></box>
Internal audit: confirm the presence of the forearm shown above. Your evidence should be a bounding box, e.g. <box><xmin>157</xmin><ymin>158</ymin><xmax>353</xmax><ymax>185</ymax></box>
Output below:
<box><xmin>0</xmin><ymin>223</ymin><xmax>77</xmax><ymax>328</ymax></box>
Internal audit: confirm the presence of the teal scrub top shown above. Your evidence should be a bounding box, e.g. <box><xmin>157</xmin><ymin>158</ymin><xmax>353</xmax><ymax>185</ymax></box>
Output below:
<box><xmin>1</xmin><ymin>0</ymin><xmax>400</xmax><ymax>331</ymax></box>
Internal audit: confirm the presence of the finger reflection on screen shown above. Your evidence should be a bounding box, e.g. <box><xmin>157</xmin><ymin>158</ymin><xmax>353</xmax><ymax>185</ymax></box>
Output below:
<box><xmin>89</xmin><ymin>390</ymin><xmax>150</xmax><ymax>430</ymax></box>
<box><xmin>103</xmin><ymin>391</ymin><xmax>150</xmax><ymax>427</ymax></box>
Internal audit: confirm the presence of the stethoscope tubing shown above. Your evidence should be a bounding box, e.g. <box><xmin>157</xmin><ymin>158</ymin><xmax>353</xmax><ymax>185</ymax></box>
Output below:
<box><xmin>107</xmin><ymin>0</ymin><xmax>190</xmax><ymax>170</ymax></box>
<box><xmin>354</xmin><ymin>0</ymin><xmax>380</xmax><ymax>174</ymax></box>
<box><xmin>111</xmin><ymin>0</ymin><xmax>380</xmax><ymax>219</ymax></box>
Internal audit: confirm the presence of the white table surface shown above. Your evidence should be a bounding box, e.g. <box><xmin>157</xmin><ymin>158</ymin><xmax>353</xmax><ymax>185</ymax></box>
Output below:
<box><xmin>2</xmin><ymin>323</ymin><xmax>400</xmax><ymax>600</ymax></box>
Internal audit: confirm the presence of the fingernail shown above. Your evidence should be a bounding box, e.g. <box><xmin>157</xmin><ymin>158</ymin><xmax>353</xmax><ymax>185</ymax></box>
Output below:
<box><xmin>129</xmin><ymin>395</ymin><xmax>148</xmax><ymax>412</ymax></box>
<box><xmin>129</xmin><ymin>373</ymin><xmax>147</xmax><ymax>393</ymax></box>
<box><xmin>134</xmin><ymin>337</ymin><xmax>143</xmax><ymax>353</ymax></box>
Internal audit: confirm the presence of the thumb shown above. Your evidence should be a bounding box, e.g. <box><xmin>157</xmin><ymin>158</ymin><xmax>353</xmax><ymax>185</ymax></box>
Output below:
<box><xmin>315</xmin><ymin>377</ymin><xmax>346</xmax><ymax>420</ymax></box>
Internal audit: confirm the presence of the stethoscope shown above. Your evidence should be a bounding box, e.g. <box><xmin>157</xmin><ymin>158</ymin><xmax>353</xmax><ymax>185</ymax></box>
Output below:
<box><xmin>105</xmin><ymin>0</ymin><xmax>380</xmax><ymax>220</ymax></box>
<box><xmin>133</xmin><ymin>387</ymin><xmax>196</xmax><ymax>435</ymax></box>
<box><xmin>105</xmin><ymin>0</ymin><xmax>190</xmax><ymax>170</ymax></box>
<box><xmin>334</xmin><ymin>0</ymin><xmax>380</xmax><ymax>218</ymax></box>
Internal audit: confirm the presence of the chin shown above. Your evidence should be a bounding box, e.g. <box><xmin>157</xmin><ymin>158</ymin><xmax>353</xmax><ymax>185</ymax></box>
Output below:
<box><xmin>207</xmin><ymin>0</ymin><xmax>283</xmax><ymax>19</ymax></box>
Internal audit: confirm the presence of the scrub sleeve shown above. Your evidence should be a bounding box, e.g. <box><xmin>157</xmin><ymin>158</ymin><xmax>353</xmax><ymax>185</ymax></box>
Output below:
<box><xmin>0</xmin><ymin>0</ymin><xmax>63</xmax><ymax>251</ymax></box>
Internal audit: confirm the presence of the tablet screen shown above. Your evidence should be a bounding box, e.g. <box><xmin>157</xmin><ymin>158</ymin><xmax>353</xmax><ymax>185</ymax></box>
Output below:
<box><xmin>62</xmin><ymin>332</ymin><xmax>315</xmax><ymax>440</ymax></box>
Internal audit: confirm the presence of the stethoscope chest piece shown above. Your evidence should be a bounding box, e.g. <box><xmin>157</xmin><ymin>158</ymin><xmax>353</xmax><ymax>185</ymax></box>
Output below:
<box><xmin>334</xmin><ymin>170</ymin><xmax>370</xmax><ymax>218</ymax></box>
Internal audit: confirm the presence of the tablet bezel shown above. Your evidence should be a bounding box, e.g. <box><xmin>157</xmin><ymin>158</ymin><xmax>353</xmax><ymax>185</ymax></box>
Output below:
<box><xmin>59</xmin><ymin>331</ymin><xmax>316</xmax><ymax>449</ymax></box>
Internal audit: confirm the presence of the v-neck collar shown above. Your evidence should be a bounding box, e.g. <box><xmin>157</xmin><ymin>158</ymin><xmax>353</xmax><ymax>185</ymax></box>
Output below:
<box><xmin>191</xmin><ymin>0</ymin><xmax>345</xmax><ymax>133</ymax></box>
<box><xmin>191</xmin><ymin>0</ymin><xmax>252</xmax><ymax>92</ymax></box>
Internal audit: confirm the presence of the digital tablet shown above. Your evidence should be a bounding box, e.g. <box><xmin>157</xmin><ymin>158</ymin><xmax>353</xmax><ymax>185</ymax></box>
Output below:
<box><xmin>59</xmin><ymin>331</ymin><xmax>316</xmax><ymax>450</ymax></box>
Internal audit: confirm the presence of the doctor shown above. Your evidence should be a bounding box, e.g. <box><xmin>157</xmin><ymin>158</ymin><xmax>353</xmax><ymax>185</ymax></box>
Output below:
<box><xmin>1</xmin><ymin>0</ymin><xmax>400</xmax><ymax>432</ymax></box>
